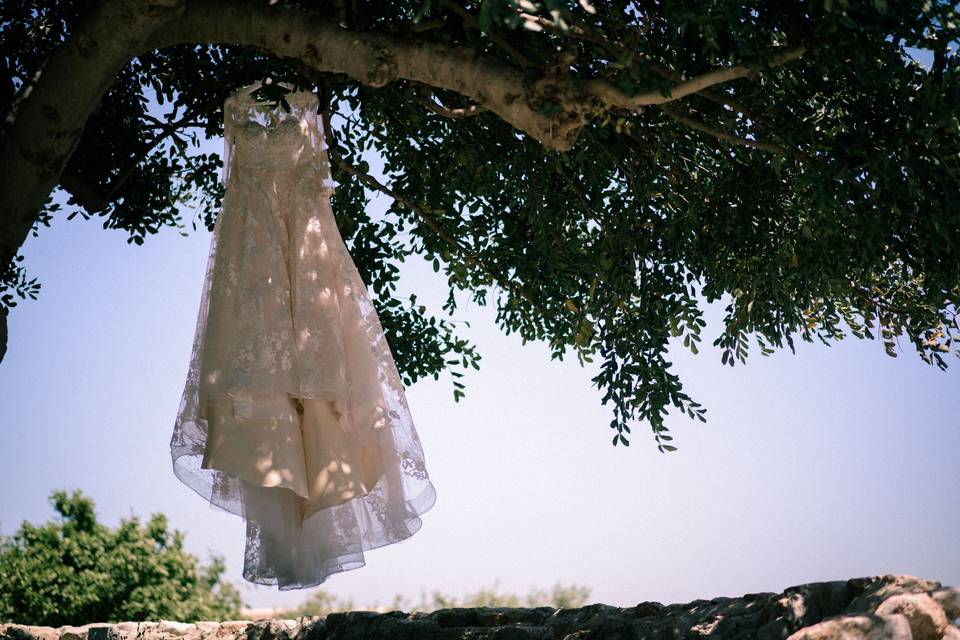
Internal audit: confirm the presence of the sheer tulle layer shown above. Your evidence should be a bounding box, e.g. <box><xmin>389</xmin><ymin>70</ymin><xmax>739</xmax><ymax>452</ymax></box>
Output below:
<box><xmin>171</xmin><ymin>85</ymin><xmax>435</xmax><ymax>589</ymax></box>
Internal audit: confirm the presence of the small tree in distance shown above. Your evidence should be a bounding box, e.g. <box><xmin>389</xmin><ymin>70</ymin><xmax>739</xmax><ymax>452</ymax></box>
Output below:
<box><xmin>278</xmin><ymin>578</ymin><xmax>592</xmax><ymax>618</ymax></box>
<box><xmin>0</xmin><ymin>490</ymin><xmax>242</xmax><ymax>627</ymax></box>
<box><xmin>421</xmin><ymin>580</ymin><xmax>593</xmax><ymax>610</ymax></box>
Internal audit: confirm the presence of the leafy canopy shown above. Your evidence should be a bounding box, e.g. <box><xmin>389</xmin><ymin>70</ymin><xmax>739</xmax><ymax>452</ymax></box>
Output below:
<box><xmin>1</xmin><ymin>0</ymin><xmax>958</xmax><ymax>448</ymax></box>
<box><xmin>0</xmin><ymin>490</ymin><xmax>242</xmax><ymax>626</ymax></box>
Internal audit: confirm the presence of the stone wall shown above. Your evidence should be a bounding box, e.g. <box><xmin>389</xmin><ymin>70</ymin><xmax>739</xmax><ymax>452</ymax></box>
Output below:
<box><xmin>2</xmin><ymin>575</ymin><xmax>958</xmax><ymax>640</ymax></box>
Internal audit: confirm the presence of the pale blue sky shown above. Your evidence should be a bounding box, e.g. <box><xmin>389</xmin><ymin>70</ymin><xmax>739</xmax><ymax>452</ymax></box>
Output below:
<box><xmin>1</xmin><ymin>89</ymin><xmax>958</xmax><ymax>612</ymax></box>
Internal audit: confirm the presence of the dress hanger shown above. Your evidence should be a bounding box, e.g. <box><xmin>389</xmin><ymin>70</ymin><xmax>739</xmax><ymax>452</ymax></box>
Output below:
<box><xmin>231</xmin><ymin>79</ymin><xmax>301</xmax><ymax>103</ymax></box>
<box><xmin>241</xmin><ymin>79</ymin><xmax>297</xmax><ymax>96</ymax></box>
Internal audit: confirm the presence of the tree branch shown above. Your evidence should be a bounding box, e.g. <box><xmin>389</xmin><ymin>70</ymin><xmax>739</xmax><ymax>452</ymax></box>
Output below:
<box><xmin>58</xmin><ymin>169</ymin><xmax>110</xmax><ymax>214</ymax></box>
<box><xmin>141</xmin><ymin>1</ymin><xmax>578</xmax><ymax>147</ymax></box>
<box><xmin>586</xmin><ymin>46</ymin><xmax>807</xmax><ymax>110</ymax></box>
<box><xmin>326</xmin><ymin>139</ymin><xmax>476</xmax><ymax>268</ymax></box>
<box><xmin>528</xmin><ymin>8</ymin><xmax>781</xmax><ymax>123</ymax></box>
<box><xmin>321</xmin><ymin>108</ymin><xmax>549</xmax><ymax>318</ymax></box>
<box><xmin>441</xmin><ymin>0</ymin><xmax>535</xmax><ymax>68</ymax></box>
<box><xmin>659</xmin><ymin>104</ymin><xmax>800</xmax><ymax>158</ymax></box>
<box><xmin>1</xmin><ymin>0</ymin><xmax>812</xmax><ymax>322</ymax></box>
<box><xmin>520</xmin><ymin>6</ymin><xmax>807</xmax><ymax>112</ymax></box>
<box><xmin>0</xmin><ymin>0</ymin><xmax>185</xmax><ymax>345</ymax></box>
<box><xmin>415</xmin><ymin>90</ymin><xmax>486</xmax><ymax>118</ymax></box>
<box><xmin>60</xmin><ymin>101</ymin><xmax>213</xmax><ymax>217</ymax></box>
<box><xmin>141</xmin><ymin>1</ymin><xmax>808</xmax><ymax>151</ymax></box>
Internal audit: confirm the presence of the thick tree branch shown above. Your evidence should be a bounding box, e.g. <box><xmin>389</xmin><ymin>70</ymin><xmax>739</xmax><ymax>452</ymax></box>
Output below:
<box><xmin>520</xmin><ymin>6</ymin><xmax>807</xmax><ymax>113</ymax></box>
<box><xmin>140</xmin><ymin>1</ymin><xmax>580</xmax><ymax>147</ymax></box>
<box><xmin>646</xmin><ymin>62</ymin><xmax>767</xmax><ymax>124</ymax></box>
<box><xmin>407</xmin><ymin>16</ymin><xmax>448</xmax><ymax>33</ymax></box>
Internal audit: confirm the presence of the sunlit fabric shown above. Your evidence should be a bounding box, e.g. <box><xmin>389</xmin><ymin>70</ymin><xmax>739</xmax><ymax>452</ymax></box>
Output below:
<box><xmin>170</xmin><ymin>80</ymin><xmax>436</xmax><ymax>590</ymax></box>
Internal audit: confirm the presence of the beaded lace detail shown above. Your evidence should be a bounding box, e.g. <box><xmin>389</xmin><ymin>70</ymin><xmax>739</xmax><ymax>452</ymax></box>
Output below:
<box><xmin>170</xmin><ymin>82</ymin><xmax>436</xmax><ymax>590</ymax></box>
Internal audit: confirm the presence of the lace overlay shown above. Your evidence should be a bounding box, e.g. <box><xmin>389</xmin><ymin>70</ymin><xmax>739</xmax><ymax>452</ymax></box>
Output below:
<box><xmin>170</xmin><ymin>82</ymin><xmax>436</xmax><ymax>589</ymax></box>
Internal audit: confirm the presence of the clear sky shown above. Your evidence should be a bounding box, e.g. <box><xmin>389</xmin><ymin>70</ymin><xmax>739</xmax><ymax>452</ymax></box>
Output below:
<box><xmin>1</xmin><ymin>94</ymin><xmax>958</xmax><ymax>613</ymax></box>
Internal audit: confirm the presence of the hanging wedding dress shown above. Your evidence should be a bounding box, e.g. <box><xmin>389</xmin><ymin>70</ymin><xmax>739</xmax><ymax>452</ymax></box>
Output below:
<box><xmin>170</xmin><ymin>80</ymin><xmax>436</xmax><ymax>590</ymax></box>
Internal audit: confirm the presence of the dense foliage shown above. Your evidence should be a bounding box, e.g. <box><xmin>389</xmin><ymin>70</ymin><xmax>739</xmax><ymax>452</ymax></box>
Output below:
<box><xmin>2</xmin><ymin>1</ymin><xmax>958</xmax><ymax>447</ymax></box>
<box><xmin>0</xmin><ymin>490</ymin><xmax>241</xmax><ymax>626</ymax></box>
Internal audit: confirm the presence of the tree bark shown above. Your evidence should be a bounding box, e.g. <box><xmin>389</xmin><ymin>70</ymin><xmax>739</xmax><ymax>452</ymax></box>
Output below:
<box><xmin>0</xmin><ymin>0</ymin><xmax>185</xmax><ymax>361</ymax></box>
<box><xmin>139</xmin><ymin>2</ymin><xmax>804</xmax><ymax>151</ymax></box>
<box><xmin>139</xmin><ymin>1</ymin><xmax>588</xmax><ymax>147</ymax></box>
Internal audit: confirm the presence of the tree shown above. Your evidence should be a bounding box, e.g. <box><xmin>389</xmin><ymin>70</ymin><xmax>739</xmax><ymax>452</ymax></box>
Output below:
<box><xmin>0</xmin><ymin>490</ymin><xmax>242</xmax><ymax>626</ymax></box>
<box><xmin>412</xmin><ymin>580</ymin><xmax>593</xmax><ymax>611</ymax></box>
<box><xmin>1</xmin><ymin>1</ymin><xmax>958</xmax><ymax>448</ymax></box>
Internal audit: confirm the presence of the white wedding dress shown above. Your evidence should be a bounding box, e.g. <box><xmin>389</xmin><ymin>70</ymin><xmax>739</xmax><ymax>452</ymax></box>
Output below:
<box><xmin>170</xmin><ymin>81</ymin><xmax>436</xmax><ymax>589</ymax></box>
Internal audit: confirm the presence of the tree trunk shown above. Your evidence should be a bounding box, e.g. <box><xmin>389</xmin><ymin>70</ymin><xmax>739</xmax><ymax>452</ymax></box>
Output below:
<box><xmin>0</xmin><ymin>0</ymin><xmax>186</xmax><ymax>362</ymax></box>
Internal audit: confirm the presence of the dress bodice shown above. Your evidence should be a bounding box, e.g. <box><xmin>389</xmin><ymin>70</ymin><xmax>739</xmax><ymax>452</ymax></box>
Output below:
<box><xmin>222</xmin><ymin>85</ymin><xmax>334</xmax><ymax>194</ymax></box>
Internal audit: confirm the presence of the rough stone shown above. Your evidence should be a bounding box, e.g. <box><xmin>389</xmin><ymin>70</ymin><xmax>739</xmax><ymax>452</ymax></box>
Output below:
<box><xmin>943</xmin><ymin>625</ymin><xmax>960</xmax><ymax>640</ymax></box>
<box><xmin>933</xmin><ymin>587</ymin><xmax>960</xmax><ymax>621</ymax></box>
<box><xmin>845</xmin><ymin>575</ymin><xmax>943</xmax><ymax>613</ymax></box>
<box><xmin>58</xmin><ymin>627</ymin><xmax>86</xmax><ymax>640</ymax></box>
<box><xmin>109</xmin><ymin>622</ymin><xmax>139</xmax><ymax>640</ymax></box>
<box><xmin>83</xmin><ymin>626</ymin><xmax>110</xmax><ymax>640</ymax></box>
<box><xmin>785</xmin><ymin>613</ymin><xmax>912</xmax><ymax>639</ymax></box>
<box><xmin>157</xmin><ymin>622</ymin><xmax>193</xmax><ymax>636</ymax></box>
<box><xmin>1</xmin><ymin>575</ymin><xmax>957</xmax><ymax>640</ymax></box>
<box><xmin>0</xmin><ymin>627</ymin><xmax>59</xmax><ymax>640</ymax></box>
<box><xmin>875</xmin><ymin>593</ymin><xmax>949</xmax><ymax>640</ymax></box>
<box><xmin>192</xmin><ymin>622</ymin><xmax>220</xmax><ymax>639</ymax></box>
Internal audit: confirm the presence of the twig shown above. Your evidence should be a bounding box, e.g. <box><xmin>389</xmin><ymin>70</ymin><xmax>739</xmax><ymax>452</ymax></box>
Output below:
<box><xmin>320</xmin><ymin>106</ymin><xmax>549</xmax><ymax>315</ymax></box>
<box><xmin>441</xmin><ymin>0</ymin><xmax>535</xmax><ymax>68</ymax></box>
<box><xmin>60</xmin><ymin>101</ymin><xmax>214</xmax><ymax>215</ymax></box>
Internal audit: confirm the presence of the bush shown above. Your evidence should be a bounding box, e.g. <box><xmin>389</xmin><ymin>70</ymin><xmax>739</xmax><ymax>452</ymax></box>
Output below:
<box><xmin>0</xmin><ymin>490</ymin><xmax>241</xmax><ymax>626</ymax></box>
